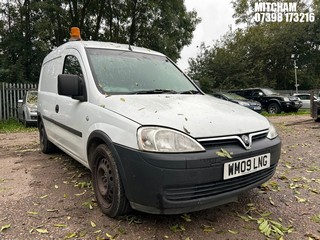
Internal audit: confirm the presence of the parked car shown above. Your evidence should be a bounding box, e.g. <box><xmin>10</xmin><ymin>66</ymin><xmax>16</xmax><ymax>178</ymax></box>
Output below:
<box><xmin>292</xmin><ymin>93</ymin><xmax>318</xmax><ymax>109</ymax></box>
<box><xmin>212</xmin><ymin>92</ymin><xmax>262</xmax><ymax>112</ymax></box>
<box><xmin>229</xmin><ymin>88</ymin><xmax>302</xmax><ymax>114</ymax></box>
<box><xmin>17</xmin><ymin>90</ymin><xmax>38</xmax><ymax>127</ymax></box>
<box><xmin>37</xmin><ymin>28</ymin><xmax>281</xmax><ymax>217</ymax></box>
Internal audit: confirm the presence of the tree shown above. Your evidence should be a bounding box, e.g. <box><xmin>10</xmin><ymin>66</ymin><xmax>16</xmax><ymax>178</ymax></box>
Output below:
<box><xmin>188</xmin><ymin>0</ymin><xmax>320</xmax><ymax>92</ymax></box>
<box><xmin>0</xmin><ymin>0</ymin><xmax>200</xmax><ymax>83</ymax></box>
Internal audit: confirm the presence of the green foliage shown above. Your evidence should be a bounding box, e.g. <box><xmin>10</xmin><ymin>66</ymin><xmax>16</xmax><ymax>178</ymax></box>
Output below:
<box><xmin>0</xmin><ymin>0</ymin><xmax>200</xmax><ymax>83</ymax></box>
<box><xmin>0</xmin><ymin>118</ymin><xmax>37</xmax><ymax>133</ymax></box>
<box><xmin>188</xmin><ymin>0</ymin><xmax>320</xmax><ymax>92</ymax></box>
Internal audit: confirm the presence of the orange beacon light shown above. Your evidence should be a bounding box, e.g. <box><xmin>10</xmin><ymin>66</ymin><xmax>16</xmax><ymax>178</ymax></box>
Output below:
<box><xmin>70</xmin><ymin>27</ymin><xmax>81</xmax><ymax>41</ymax></box>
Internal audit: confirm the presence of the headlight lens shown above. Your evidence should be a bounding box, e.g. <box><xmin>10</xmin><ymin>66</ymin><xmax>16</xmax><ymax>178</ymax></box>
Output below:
<box><xmin>239</xmin><ymin>101</ymin><xmax>250</xmax><ymax>107</ymax></box>
<box><xmin>283</xmin><ymin>97</ymin><xmax>290</xmax><ymax>102</ymax></box>
<box><xmin>267</xmin><ymin>123</ymin><xmax>278</xmax><ymax>139</ymax></box>
<box><xmin>137</xmin><ymin>127</ymin><xmax>205</xmax><ymax>152</ymax></box>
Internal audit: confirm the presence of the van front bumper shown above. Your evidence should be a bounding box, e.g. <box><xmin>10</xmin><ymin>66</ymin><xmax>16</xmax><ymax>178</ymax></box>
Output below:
<box><xmin>115</xmin><ymin>137</ymin><xmax>281</xmax><ymax>214</ymax></box>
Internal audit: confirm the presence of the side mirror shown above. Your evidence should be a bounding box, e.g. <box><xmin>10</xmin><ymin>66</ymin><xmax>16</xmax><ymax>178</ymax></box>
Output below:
<box><xmin>58</xmin><ymin>74</ymin><xmax>87</xmax><ymax>101</ymax></box>
<box><xmin>18</xmin><ymin>99</ymin><xmax>23</xmax><ymax>107</ymax></box>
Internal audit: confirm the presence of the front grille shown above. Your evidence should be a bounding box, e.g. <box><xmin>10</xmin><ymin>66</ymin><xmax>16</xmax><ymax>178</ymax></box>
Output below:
<box><xmin>198</xmin><ymin>130</ymin><xmax>268</xmax><ymax>149</ymax></box>
<box><xmin>164</xmin><ymin>164</ymin><xmax>276</xmax><ymax>202</ymax></box>
<box><xmin>252</xmin><ymin>132</ymin><xmax>267</xmax><ymax>140</ymax></box>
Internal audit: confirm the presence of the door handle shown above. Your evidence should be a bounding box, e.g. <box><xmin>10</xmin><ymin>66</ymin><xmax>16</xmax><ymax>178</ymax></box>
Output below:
<box><xmin>55</xmin><ymin>104</ymin><xmax>59</xmax><ymax>113</ymax></box>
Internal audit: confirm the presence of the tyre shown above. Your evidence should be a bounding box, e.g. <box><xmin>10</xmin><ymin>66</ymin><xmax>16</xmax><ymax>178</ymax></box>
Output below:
<box><xmin>267</xmin><ymin>103</ymin><xmax>281</xmax><ymax>114</ymax></box>
<box><xmin>92</xmin><ymin>144</ymin><xmax>130</xmax><ymax>217</ymax></box>
<box><xmin>39</xmin><ymin>121</ymin><xmax>56</xmax><ymax>153</ymax></box>
<box><xmin>23</xmin><ymin>113</ymin><xmax>29</xmax><ymax>127</ymax></box>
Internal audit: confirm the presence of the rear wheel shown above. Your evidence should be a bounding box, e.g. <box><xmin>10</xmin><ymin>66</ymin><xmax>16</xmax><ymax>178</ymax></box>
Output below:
<box><xmin>92</xmin><ymin>144</ymin><xmax>130</xmax><ymax>217</ymax></box>
<box><xmin>267</xmin><ymin>103</ymin><xmax>281</xmax><ymax>114</ymax></box>
<box><xmin>39</xmin><ymin>121</ymin><xmax>56</xmax><ymax>153</ymax></box>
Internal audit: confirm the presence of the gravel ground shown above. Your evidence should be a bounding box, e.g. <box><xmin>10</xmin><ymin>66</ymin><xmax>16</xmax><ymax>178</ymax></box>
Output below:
<box><xmin>0</xmin><ymin>114</ymin><xmax>319</xmax><ymax>240</ymax></box>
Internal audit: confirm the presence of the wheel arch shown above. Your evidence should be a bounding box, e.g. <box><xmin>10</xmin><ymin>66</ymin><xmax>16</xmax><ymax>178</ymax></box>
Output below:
<box><xmin>268</xmin><ymin>99</ymin><xmax>281</xmax><ymax>106</ymax></box>
<box><xmin>87</xmin><ymin>130</ymin><xmax>128</xmax><ymax>191</ymax></box>
<box><xmin>267</xmin><ymin>99</ymin><xmax>282</xmax><ymax>110</ymax></box>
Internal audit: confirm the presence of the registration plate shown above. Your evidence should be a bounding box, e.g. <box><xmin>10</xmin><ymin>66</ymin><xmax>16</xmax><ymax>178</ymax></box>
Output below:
<box><xmin>223</xmin><ymin>153</ymin><xmax>270</xmax><ymax>180</ymax></box>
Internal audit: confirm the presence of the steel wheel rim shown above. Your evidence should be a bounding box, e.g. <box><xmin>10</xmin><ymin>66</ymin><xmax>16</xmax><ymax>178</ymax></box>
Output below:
<box><xmin>269</xmin><ymin>105</ymin><xmax>277</xmax><ymax>114</ymax></box>
<box><xmin>97</xmin><ymin>157</ymin><xmax>114</xmax><ymax>207</ymax></box>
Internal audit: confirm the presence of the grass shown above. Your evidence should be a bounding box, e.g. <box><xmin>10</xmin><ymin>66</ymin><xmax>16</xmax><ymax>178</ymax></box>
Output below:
<box><xmin>261</xmin><ymin>109</ymin><xmax>310</xmax><ymax>117</ymax></box>
<box><xmin>0</xmin><ymin>118</ymin><xmax>37</xmax><ymax>133</ymax></box>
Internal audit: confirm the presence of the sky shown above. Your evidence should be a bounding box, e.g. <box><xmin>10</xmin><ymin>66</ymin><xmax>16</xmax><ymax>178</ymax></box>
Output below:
<box><xmin>177</xmin><ymin>0</ymin><xmax>236</xmax><ymax>71</ymax></box>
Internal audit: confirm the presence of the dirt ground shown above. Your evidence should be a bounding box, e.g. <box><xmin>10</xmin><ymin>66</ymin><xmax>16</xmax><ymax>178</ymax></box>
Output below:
<box><xmin>0</xmin><ymin>115</ymin><xmax>319</xmax><ymax>240</ymax></box>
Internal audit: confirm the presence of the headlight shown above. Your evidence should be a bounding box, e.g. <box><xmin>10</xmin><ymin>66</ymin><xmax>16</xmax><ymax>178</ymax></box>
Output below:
<box><xmin>267</xmin><ymin>123</ymin><xmax>278</xmax><ymax>139</ymax></box>
<box><xmin>27</xmin><ymin>105</ymin><xmax>37</xmax><ymax>112</ymax></box>
<box><xmin>283</xmin><ymin>97</ymin><xmax>290</xmax><ymax>102</ymax></box>
<box><xmin>239</xmin><ymin>102</ymin><xmax>250</xmax><ymax>107</ymax></box>
<box><xmin>30</xmin><ymin>107</ymin><xmax>37</xmax><ymax>112</ymax></box>
<box><xmin>137</xmin><ymin>127</ymin><xmax>205</xmax><ymax>152</ymax></box>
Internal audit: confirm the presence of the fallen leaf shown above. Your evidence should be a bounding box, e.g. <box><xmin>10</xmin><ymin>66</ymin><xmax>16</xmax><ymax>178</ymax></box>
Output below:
<box><xmin>0</xmin><ymin>224</ymin><xmax>11</xmax><ymax>232</ymax></box>
<box><xmin>183</xmin><ymin>126</ymin><xmax>190</xmax><ymax>134</ymax></box>
<box><xmin>75</xmin><ymin>190</ymin><xmax>86</xmax><ymax>196</ymax></box>
<box><xmin>202</xmin><ymin>224</ymin><xmax>214</xmax><ymax>232</ymax></box>
<box><xmin>65</xmin><ymin>232</ymin><xmax>77</xmax><ymax>239</ymax></box>
<box><xmin>106</xmin><ymin>232</ymin><xmax>116</xmax><ymax>240</ymax></box>
<box><xmin>295</xmin><ymin>196</ymin><xmax>307</xmax><ymax>203</ymax></box>
<box><xmin>181</xmin><ymin>213</ymin><xmax>192</xmax><ymax>222</ymax></box>
<box><xmin>27</xmin><ymin>211</ymin><xmax>38</xmax><ymax>215</ymax></box>
<box><xmin>216</xmin><ymin>148</ymin><xmax>232</xmax><ymax>159</ymax></box>
<box><xmin>269</xmin><ymin>196</ymin><xmax>275</xmax><ymax>206</ymax></box>
<box><xmin>117</xmin><ymin>226</ymin><xmax>126</xmax><ymax>235</ymax></box>
<box><xmin>170</xmin><ymin>224</ymin><xmax>185</xmax><ymax>233</ymax></box>
<box><xmin>311</xmin><ymin>214</ymin><xmax>320</xmax><ymax>223</ymax></box>
<box><xmin>36</xmin><ymin>228</ymin><xmax>48</xmax><ymax>234</ymax></box>
<box><xmin>46</xmin><ymin>209</ymin><xmax>58</xmax><ymax>212</ymax></box>
<box><xmin>228</xmin><ymin>229</ymin><xmax>238</xmax><ymax>234</ymax></box>
<box><xmin>54</xmin><ymin>224</ymin><xmax>67</xmax><ymax>228</ymax></box>
<box><xmin>90</xmin><ymin>221</ymin><xmax>96</xmax><ymax>228</ymax></box>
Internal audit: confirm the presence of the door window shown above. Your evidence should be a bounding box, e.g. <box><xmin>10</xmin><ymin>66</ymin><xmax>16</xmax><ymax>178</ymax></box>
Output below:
<box><xmin>63</xmin><ymin>55</ymin><xmax>84</xmax><ymax>77</ymax></box>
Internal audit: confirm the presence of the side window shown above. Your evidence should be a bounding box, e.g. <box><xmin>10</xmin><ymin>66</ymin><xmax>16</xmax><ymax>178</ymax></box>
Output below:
<box><xmin>63</xmin><ymin>55</ymin><xmax>83</xmax><ymax>77</ymax></box>
<box><xmin>242</xmin><ymin>91</ymin><xmax>250</xmax><ymax>97</ymax></box>
<box><xmin>252</xmin><ymin>91</ymin><xmax>262</xmax><ymax>97</ymax></box>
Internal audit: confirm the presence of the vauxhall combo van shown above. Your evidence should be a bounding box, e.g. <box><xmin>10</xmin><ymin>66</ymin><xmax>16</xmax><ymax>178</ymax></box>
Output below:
<box><xmin>37</xmin><ymin>30</ymin><xmax>281</xmax><ymax>217</ymax></box>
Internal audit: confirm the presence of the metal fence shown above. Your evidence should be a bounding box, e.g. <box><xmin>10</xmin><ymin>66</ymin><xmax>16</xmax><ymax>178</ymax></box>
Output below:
<box><xmin>0</xmin><ymin>82</ymin><xmax>38</xmax><ymax>121</ymax></box>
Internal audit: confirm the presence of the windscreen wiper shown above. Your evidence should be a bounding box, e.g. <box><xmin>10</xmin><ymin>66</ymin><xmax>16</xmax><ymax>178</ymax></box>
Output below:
<box><xmin>179</xmin><ymin>90</ymin><xmax>200</xmax><ymax>94</ymax></box>
<box><xmin>132</xmin><ymin>89</ymin><xmax>178</xmax><ymax>94</ymax></box>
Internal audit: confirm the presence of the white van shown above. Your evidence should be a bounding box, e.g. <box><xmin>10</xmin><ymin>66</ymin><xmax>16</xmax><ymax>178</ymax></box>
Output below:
<box><xmin>37</xmin><ymin>31</ymin><xmax>281</xmax><ymax>217</ymax></box>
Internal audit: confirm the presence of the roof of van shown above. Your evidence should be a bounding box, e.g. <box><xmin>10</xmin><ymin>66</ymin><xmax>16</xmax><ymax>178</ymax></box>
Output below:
<box><xmin>44</xmin><ymin>40</ymin><xmax>165</xmax><ymax>62</ymax></box>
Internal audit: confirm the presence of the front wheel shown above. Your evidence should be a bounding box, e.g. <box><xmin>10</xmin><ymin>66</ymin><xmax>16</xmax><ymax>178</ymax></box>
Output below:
<box><xmin>267</xmin><ymin>103</ymin><xmax>281</xmax><ymax>114</ymax></box>
<box><xmin>92</xmin><ymin>144</ymin><xmax>130</xmax><ymax>217</ymax></box>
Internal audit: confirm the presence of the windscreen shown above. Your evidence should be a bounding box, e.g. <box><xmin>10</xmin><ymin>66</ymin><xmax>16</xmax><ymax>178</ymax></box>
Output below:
<box><xmin>86</xmin><ymin>48</ymin><xmax>198</xmax><ymax>94</ymax></box>
<box><xmin>223</xmin><ymin>92</ymin><xmax>246</xmax><ymax>100</ymax></box>
<box><xmin>27</xmin><ymin>91</ymin><xmax>38</xmax><ymax>104</ymax></box>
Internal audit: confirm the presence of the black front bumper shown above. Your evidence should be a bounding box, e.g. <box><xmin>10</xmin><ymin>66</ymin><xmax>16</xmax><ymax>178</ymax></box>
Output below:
<box><xmin>115</xmin><ymin>137</ymin><xmax>281</xmax><ymax>214</ymax></box>
<box><xmin>281</xmin><ymin>100</ymin><xmax>302</xmax><ymax>111</ymax></box>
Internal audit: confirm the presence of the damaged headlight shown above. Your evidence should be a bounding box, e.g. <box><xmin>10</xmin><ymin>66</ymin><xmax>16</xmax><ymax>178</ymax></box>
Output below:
<box><xmin>137</xmin><ymin>127</ymin><xmax>205</xmax><ymax>153</ymax></box>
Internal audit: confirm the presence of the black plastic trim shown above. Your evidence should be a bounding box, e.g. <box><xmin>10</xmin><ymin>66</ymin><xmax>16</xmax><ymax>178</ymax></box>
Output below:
<box><xmin>42</xmin><ymin>115</ymin><xmax>82</xmax><ymax>137</ymax></box>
